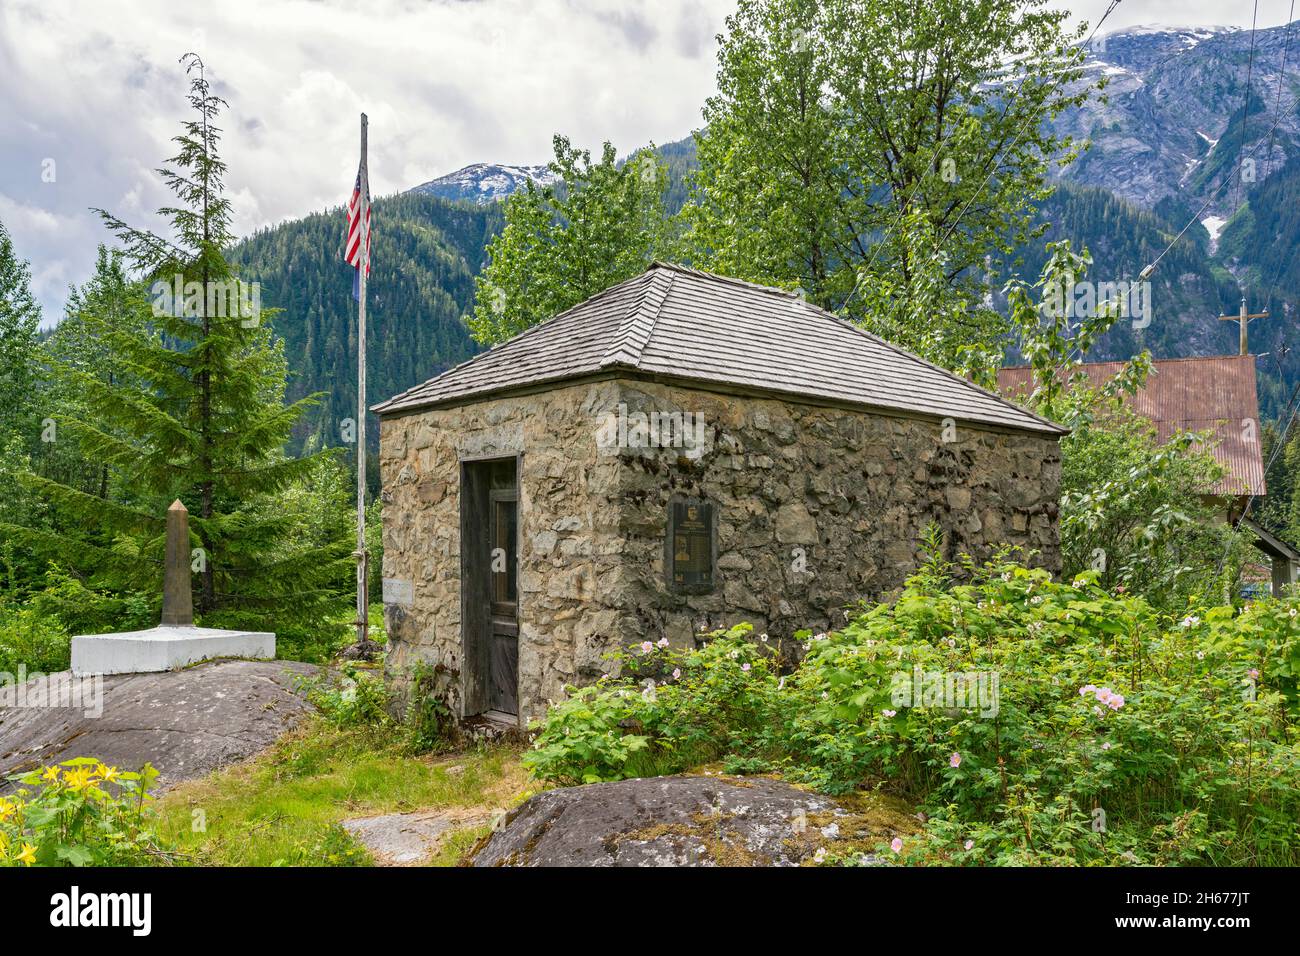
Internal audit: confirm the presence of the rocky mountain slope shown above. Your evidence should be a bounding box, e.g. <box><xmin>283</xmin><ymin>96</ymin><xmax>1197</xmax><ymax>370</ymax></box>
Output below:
<box><xmin>1060</xmin><ymin>24</ymin><xmax>1297</xmax><ymax>218</ymax></box>
<box><xmin>228</xmin><ymin>192</ymin><xmax>501</xmax><ymax>459</ymax></box>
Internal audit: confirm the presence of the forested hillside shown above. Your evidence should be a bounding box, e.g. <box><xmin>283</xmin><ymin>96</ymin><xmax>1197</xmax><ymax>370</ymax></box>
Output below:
<box><xmin>1008</xmin><ymin>185</ymin><xmax>1238</xmax><ymax>348</ymax></box>
<box><xmin>227</xmin><ymin>193</ymin><xmax>502</xmax><ymax>457</ymax></box>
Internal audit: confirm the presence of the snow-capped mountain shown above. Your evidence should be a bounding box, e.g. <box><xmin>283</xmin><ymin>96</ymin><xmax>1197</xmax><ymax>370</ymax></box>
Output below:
<box><xmin>407</xmin><ymin>163</ymin><xmax>558</xmax><ymax>205</ymax></box>
<box><xmin>1058</xmin><ymin>23</ymin><xmax>1294</xmax><ymax>215</ymax></box>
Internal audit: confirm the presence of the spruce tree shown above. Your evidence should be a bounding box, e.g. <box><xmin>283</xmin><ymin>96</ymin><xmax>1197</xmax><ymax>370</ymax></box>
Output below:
<box><xmin>0</xmin><ymin>218</ymin><xmax>40</xmax><ymax>446</ymax></box>
<box><xmin>36</xmin><ymin>246</ymin><xmax>139</xmax><ymax>501</ymax></box>
<box><xmin>6</xmin><ymin>54</ymin><xmax>351</xmax><ymax>651</ymax></box>
<box><xmin>0</xmin><ymin>217</ymin><xmax>43</xmax><ymax>590</ymax></box>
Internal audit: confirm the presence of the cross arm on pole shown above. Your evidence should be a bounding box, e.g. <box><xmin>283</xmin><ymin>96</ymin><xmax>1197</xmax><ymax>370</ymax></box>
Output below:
<box><xmin>1218</xmin><ymin>298</ymin><xmax>1270</xmax><ymax>356</ymax></box>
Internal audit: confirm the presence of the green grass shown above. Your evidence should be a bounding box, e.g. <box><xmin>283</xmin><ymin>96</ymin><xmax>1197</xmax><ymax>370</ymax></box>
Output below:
<box><xmin>155</xmin><ymin>717</ymin><xmax>530</xmax><ymax>866</ymax></box>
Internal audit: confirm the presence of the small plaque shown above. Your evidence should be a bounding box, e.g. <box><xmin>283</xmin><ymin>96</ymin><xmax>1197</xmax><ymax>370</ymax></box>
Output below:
<box><xmin>668</xmin><ymin>499</ymin><xmax>714</xmax><ymax>593</ymax></box>
<box><xmin>382</xmin><ymin>577</ymin><xmax>414</xmax><ymax>607</ymax></box>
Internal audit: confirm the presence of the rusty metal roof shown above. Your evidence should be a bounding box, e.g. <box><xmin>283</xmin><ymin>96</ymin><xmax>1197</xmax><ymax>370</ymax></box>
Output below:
<box><xmin>997</xmin><ymin>355</ymin><xmax>1265</xmax><ymax>496</ymax></box>
<box><xmin>375</xmin><ymin>262</ymin><xmax>1064</xmax><ymax>436</ymax></box>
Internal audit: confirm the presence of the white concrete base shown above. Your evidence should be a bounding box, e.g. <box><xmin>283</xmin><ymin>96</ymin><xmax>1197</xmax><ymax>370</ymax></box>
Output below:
<box><xmin>71</xmin><ymin>625</ymin><xmax>276</xmax><ymax>676</ymax></box>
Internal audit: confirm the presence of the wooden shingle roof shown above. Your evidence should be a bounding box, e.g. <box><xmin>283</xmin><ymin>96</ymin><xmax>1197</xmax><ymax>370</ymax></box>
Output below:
<box><xmin>375</xmin><ymin>262</ymin><xmax>1065</xmax><ymax>436</ymax></box>
<box><xmin>997</xmin><ymin>355</ymin><xmax>1265</xmax><ymax>496</ymax></box>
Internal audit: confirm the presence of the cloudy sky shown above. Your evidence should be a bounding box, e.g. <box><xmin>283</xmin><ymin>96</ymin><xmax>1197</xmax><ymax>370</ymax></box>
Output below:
<box><xmin>1</xmin><ymin>0</ymin><xmax>1294</xmax><ymax>325</ymax></box>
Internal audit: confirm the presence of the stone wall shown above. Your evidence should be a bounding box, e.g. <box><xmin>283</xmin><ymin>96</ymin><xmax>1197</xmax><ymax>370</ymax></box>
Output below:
<box><xmin>378</xmin><ymin>376</ymin><xmax>1061</xmax><ymax>724</ymax></box>
<box><xmin>378</xmin><ymin>380</ymin><xmax>626</xmax><ymax>723</ymax></box>
<box><xmin>605</xmin><ymin>381</ymin><xmax>1061</xmax><ymax>663</ymax></box>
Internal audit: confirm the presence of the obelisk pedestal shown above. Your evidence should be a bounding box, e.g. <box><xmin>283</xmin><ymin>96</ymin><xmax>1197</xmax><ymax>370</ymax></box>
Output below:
<box><xmin>71</xmin><ymin>500</ymin><xmax>275</xmax><ymax>675</ymax></box>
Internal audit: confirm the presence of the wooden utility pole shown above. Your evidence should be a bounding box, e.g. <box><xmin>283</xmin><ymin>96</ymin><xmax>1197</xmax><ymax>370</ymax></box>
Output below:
<box><xmin>1219</xmin><ymin>297</ymin><xmax>1269</xmax><ymax>355</ymax></box>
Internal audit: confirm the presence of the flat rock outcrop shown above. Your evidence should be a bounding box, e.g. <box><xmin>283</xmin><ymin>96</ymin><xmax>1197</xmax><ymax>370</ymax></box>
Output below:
<box><xmin>0</xmin><ymin>659</ymin><xmax>316</xmax><ymax>791</ymax></box>
<box><xmin>342</xmin><ymin>807</ymin><xmax>500</xmax><ymax>865</ymax></box>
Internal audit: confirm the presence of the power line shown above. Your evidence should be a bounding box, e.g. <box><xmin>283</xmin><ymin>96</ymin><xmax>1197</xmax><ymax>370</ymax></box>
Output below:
<box><xmin>1143</xmin><ymin>2</ymin><xmax>1278</xmax><ymax>282</ymax></box>
<box><xmin>1230</xmin><ymin>1</ymin><xmax>1262</xmax><ymax>225</ymax></box>
<box><xmin>1255</xmin><ymin>1</ymin><xmax>1297</xmax><ymax>306</ymax></box>
<box><xmin>1260</xmin><ymin>0</ymin><xmax>1294</xmax><ymax>185</ymax></box>
<box><xmin>1141</xmin><ymin>106</ymin><xmax>1293</xmax><ymax>283</ymax></box>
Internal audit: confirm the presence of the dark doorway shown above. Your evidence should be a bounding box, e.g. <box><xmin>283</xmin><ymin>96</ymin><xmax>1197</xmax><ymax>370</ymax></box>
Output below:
<box><xmin>461</xmin><ymin>457</ymin><xmax>519</xmax><ymax>719</ymax></box>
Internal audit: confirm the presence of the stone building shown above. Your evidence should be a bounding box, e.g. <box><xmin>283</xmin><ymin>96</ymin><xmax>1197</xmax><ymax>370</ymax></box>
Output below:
<box><xmin>374</xmin><ymin>263</ymin><xmax>1064</xmax><ymax>726</ymax></box>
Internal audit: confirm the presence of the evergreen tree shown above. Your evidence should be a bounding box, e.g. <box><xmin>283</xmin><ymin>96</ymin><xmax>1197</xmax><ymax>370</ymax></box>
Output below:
<box><xmin>0</xmin><ymin>217</ymin><xmax>43</xmax><ymax>591</ymax></box>
<box><xmin>5</xmin><ymin>55</ymin><xmax>351</xmax><ymax>649</ymax></box>
<box><xmin>0</xmin><ymin>218</ymin><xmax>40</xmax><ymax>445</ymax></box>
<box><xmin>227</xmin><ymin>191</ymin><xmax>500</xmax><ymax>460</ymax></box>
<box><xmin>0</xmin><ymin>247</ymin><xmax>141</xmax><ymax>595</ymax></box>
<box><xmin>35</xmin><ymin>246</ymin><xmax>140</xmax><ymax>501</ymax></box>
<box><xmin>467</xmin><ymin>135</ymin><xmax>671</xmax><ymax>345</ymax></box>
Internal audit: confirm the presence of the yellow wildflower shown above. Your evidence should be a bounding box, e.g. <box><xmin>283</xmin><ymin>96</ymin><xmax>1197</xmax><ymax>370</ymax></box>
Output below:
<box><xmin>95</xmin><ymin>764</ymin><xmax>120</xmax><ymax>784</ymax></box>
<box><xmin>63</xmin><ymin>767</ymin><xmax>96</xmax><ymax>792</ymax></box>
<box><xmin>0</xmin><ymin>799</ymin><xmax>14</xmax><ymax>821</ymax></box>
<box><xmin>16</xmin><ymin>842</ymin><xmax>36</xmax><ymax>866</ymax></box>
<box><xmin>41</xmin><ymin>766</ymin><xmax>60</xmax><ymax>784</ymax></box>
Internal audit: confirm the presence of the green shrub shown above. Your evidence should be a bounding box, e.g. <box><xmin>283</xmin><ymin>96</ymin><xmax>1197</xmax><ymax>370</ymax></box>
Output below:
<box><xmin>524</xmin><ymin>552</ymin><xmax>1300</xmax><ymax>865</ymax></box>
<box><xmin>785</xmin><ymin>557</ymin><xmax>1300</xmax><ymax>865</ymax></box>
<box><xmin>28</xmin><ymin>567</ymin><xmax>156</xmax><ymax>637</ymax></box>
<box><xmin>523</xmin><ymin>623</ymin><xmax>786</xmax><ymax>785</ymax></box>
<box><xmin>1</xmin><ymin>759</ymin><xmax>170</xmax><ymax>866</ymax></box>
<box><xmin>299</xmin><ymin>661</ymin><xmax>462</xmax><ymax>755</ymax></box>
<box><xmin>402</xmin><ymin>661</ymin><xmax>458</xmax><ymax>755</ymax></box>
<box><xmin>300</xmin><ymin>664</ymin><xmax>391</xmax><ymax>728</ymax></box>
<box><xmin>524</xmin><ymin>683</ymin><xmax>652</xmax><ymax>785</ymax></box>
<box><xmin>1057</xmin><ymin>405</ymin><xmax>1251</xmax><ymax>610</ymax></box>
<box><xmin>0</xmin><ymin>604</ymin><xmax>71</xmax><ymax>674</ymax></box>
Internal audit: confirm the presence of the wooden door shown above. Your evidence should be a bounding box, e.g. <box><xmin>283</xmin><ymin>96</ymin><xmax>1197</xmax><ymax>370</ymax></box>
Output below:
<box><xmin>460</xmin><ymin>457</ymin><xmax>519</xmax><ymax>721</ymax></box>
<box><xmin>487</xmin><ymin>489</ymin><xmax>518</xmax><ymax>716</ymax></box>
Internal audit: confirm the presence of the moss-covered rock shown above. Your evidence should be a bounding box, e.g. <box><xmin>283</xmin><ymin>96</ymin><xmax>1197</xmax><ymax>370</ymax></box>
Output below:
<box><xmin>470</xmin><ymin>773</ymin><xmax>917</xmax><ymax>866</ymax></box>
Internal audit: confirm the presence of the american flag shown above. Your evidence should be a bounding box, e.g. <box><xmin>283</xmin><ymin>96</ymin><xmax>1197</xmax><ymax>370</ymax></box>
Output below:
<box><xmin>345</xmin><ymin>166</ymin><xmax>370</xmax><ymax>300</ymax></box>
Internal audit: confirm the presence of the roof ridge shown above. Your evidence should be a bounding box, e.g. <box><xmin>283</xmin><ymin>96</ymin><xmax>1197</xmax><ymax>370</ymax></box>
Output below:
<box><xmin>602</xmin><ymin>268</ymin><xmax>674</xmax><ymax>368</ymax></box>
<box><xmin>647</xmin><ymin>260</ymin><xmax>804</xmax><ymax>301</ymax></box>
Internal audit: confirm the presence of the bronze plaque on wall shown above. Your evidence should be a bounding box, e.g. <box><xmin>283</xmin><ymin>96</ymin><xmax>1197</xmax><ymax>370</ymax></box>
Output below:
<box><xmin>668</xmin><ymin>498</ymin><xmax>714</xmax><ymax>593</ymax></box>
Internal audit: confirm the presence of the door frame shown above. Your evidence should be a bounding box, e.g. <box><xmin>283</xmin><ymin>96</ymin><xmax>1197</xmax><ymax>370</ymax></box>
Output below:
<box><xmin>458</xmin><ymin>452</ymin><xmax>522</xmax><ymax>723</ymax></box>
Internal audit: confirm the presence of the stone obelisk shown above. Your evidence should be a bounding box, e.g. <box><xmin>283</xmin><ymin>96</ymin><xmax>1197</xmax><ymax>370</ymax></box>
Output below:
<box><xmin>160</xmin><ymin>499</ymin><xmax>194</xmax><ymax>627</ymax></box>
<box><xmin>70</xmin><ymin>500</ymin><xmax>275</xmax><ymax>675</ymax></box>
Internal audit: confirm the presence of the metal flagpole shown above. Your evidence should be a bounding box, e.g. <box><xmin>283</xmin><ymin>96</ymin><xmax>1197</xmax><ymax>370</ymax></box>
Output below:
<box><xmin>355</xmin><ymin>112</ymin><xmax>370</xmax><ymax>648</ymax></box>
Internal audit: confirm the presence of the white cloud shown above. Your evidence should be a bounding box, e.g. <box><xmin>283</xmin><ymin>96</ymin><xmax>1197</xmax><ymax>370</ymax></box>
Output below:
<box><xmin>0</xmin><ymin>0</ymin><xmax>731</xmax><ymax>324</ymax></box>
